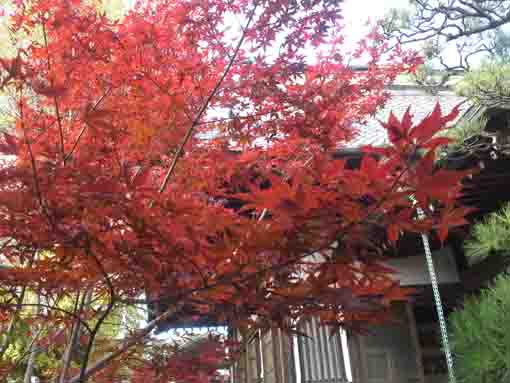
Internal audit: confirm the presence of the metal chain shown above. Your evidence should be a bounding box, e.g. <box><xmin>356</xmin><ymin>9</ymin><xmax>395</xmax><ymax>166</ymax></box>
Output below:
<box><xmin>416</xmin><ymin>207</ymin><xmax>456</xmax><ymax>383</ymax></box>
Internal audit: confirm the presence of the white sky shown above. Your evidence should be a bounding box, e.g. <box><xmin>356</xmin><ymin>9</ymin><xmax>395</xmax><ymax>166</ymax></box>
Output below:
<box><xmin>342</xmin><ymin>0</ymin><xmax>409</xmax><ymax>39</ymax></box>
<box><xmin>298</xmin><ymin>0</ymin><xmax>412</xmax><ymax>65</ymax></box>
<box><xmin>342</xmin><ymin>0</ymin><xmax>494</xmax><ymax>68</ymax></box>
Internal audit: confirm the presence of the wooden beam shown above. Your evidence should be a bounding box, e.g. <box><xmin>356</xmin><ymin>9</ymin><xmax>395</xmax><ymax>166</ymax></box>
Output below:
<box><xmin>385</xmin><ymin>246</ymin><xmax>460</xmax><ymax>286</ymax></box>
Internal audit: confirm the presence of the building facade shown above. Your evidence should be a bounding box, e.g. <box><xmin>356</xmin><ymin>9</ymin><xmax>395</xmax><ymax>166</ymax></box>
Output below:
<box><xmin>229</xmin><ymin>86</ymin><xmax>510</xmax><ymax>383</ymax></box>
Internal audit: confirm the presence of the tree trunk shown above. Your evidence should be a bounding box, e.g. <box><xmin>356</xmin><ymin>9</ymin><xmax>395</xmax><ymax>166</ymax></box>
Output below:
<box><xmin>24</xmin><ymin>345</ymin><xmax>38</xmax><ymax>383</ymax></box>
<box><xmin>59</xmin><ymin>290</ymin><xmax>92</xmax><ymax>383</ymax></box>
<box><xmin>24</xmin><ymin>294</ymin><xmax>41</xmax><ymax>383</ymax></box>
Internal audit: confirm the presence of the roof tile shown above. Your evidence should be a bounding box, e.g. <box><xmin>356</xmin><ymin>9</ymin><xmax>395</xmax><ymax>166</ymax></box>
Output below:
<box><xmin>347</xmin><ymin>88</ymin><xmax>469</xmax><ymax>147</ymax></box>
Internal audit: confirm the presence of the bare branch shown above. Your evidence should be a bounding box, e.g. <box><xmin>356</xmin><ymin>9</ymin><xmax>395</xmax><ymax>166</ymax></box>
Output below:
<box><xmin>383</xmin><ymin>0</ymin><xmax>510</xmax><ymax>73</ymax></box>
<box><xmin>66</xmin><ymin>304</ymin><xmax>180</xmax><ymax>383</ymax></box>
<box><xmin>58</xmin><ymin>292</ymin><xmax>87</xmax><ymax>383</ymax></box>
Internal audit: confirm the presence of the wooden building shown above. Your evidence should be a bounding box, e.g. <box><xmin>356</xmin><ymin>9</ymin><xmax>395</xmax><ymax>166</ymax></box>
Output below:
<box><xmin>147</xmin><ymin>86</ymin><xmax>510</xmax><ymax>383</ymax></box>
<box><xmin>227</xmin><ymin>89</ymin><xmax>510</xmax><ymax>383</ymax></box>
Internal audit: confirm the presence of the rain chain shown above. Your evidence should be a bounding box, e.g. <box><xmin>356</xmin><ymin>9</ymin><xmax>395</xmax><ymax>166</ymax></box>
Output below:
<box><xmin>416</xmin><ymin>204</ymin><xmax>456</xmax><ymax>383</ymax></box>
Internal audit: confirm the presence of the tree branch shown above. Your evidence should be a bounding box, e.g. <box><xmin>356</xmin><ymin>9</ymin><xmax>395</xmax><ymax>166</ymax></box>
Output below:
<box><xmin>158</xmin><ymin>2</ymin><xmax>259</xmax><ymax>194</ymax></box>
<box><xmin>42</xmin><ymin>20</ymin><xmax>66</xmax><ymax>163</ymax></box>
<box><xmin>58</xmin><ymin>292</ymin><xmax>87</xmax><ymax>383</ymax></box>
<box><xmin>383</xmin><ymin>0</ymin><xmax>510</xmax><ymax>72</ymax></box>
<box><xmin>66</xmin><ymin>303</ymin><xmax>180</xmax><ymax>383</ymax></box>
<box><xmin>64</xmin><ymin>87</ymin><xmax>113</xmax><ymax>164</ymax></box>
<box><xmin>446</xmin><ymin>16</ymin><xmax>510</xmax><ymax>41</ymax></box>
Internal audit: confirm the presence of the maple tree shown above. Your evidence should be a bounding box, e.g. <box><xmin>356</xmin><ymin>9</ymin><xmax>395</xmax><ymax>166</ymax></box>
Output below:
<box><xmin>0</xmin><ymin>0</ymin><xmax>473</xmax><ymax>382</ymax></box>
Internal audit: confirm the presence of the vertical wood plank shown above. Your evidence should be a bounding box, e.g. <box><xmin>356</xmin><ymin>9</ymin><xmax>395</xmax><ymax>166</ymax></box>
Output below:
<box><xmin>319</xmin><ymin>323</ymin><xmax>333</xmax><ymax>380</ymax></box>
<box><xmin>233</xmin><ymin>328</ymin><xmax>248</xmax><ymax>383</ymax></box>
<box><xmin>297</xmin><ymin>320</ymin><xmax>311</xmax><ymax>382</ymax></box>
<box><xmin>261</xmin><ymin>329</ymin><xmax>276</xmax><ymax>383</ymax></box>
<box><xmin>311</xmin><ymin>317</ymin><xmax>326</xmax><ymax>381</ymax></box>
<box><xmin>406</xmin><ymin>303</ymin><xmax>426</xmax><ymax>383</ymax></box>
<box><xmin>346</xmin><ymin>333</ymin><xmax>360</xmax><ymax>383</ymax></box>
<box><xmin>246</xmin><ymin>332</ymin><xmax>261</xmax><ymax>383</ymax></box>
<box><xmin>296</xmin><ymin>318</ymin><xmax>356</xmax><ymax>383</ymax></box>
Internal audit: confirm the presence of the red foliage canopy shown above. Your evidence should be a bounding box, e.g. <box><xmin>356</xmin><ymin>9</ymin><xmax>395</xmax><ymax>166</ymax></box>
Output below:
<box><xmin>0</xmin><ymin>0</ymin><xmax>471</xmax><ymax>382</ymax></box>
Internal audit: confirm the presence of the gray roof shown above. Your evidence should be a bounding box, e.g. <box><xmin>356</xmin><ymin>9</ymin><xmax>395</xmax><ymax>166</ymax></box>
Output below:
<box><xmin>347</xmin><ymin>86</ymin><xmax>470</xmax><ymax>147</ymax></box>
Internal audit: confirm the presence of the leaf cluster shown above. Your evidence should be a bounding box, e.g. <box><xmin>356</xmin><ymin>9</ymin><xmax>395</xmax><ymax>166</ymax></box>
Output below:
<box><xmin>0</xmin><ymin>0</ymin><xmax>475</xmax><ymax>381</ymax></box>
<box><xmin>465</xmin><ymin>203</ymin><xmax>510</xmax><ymax>261</ymax></box>
<box><xmin>437</xmin><ymin>115</ymin><xmax>487</xmax><ymax>155</ymax></box>
<box><xmin>449</xmin><ymin>274</ymin><xmax>510</xmax><ymax>383</ymax></box>
<box><xmin>456</xmin><ymin>62</ymin><xmax>510</xmax><ymax>105</ymax></box>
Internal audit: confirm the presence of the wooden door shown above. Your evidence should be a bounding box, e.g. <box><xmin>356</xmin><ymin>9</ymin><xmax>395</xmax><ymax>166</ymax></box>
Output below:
<box><xmin>355</xmin><ymin>304</ymin><xmax>424</xmax><ymax>383</ymax></box>
<box><xmin>361</xmin><ymin>341</ymin><xmax>395</xmax><ymax>383</ymax></box>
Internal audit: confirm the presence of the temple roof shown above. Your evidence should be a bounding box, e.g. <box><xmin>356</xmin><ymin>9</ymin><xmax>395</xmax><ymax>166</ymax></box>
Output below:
<box><xmin>348</xmin><ymin>86</ymin><xmax>471</xmax><ymax>148</ymax></box>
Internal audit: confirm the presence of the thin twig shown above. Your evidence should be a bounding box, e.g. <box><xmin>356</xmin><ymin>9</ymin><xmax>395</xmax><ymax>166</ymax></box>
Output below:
<box><xmin>18</xmin><ymin>86</ymin><xmax>49</xmax><ymax>221</ymax></box>
<box><xmin>58</xmin><ymin>292</ymin><xmax>85</xmax><ymax>383</ymax></box>
<box><xmin>77</xmin><ymin>246</ymin><xmax>117</xmax><ymax>383</ymax></box>
<box><xmin>0</xmin><ymin>302</ymin><xmax>93</xmax><ymax>334</ymax></box>
<box><xmin>158</xmin><ymin>2</ymin><xmax>259</xmax><ymax>194</ymax></box>
<box><xmin>64</xmin><ymin>87</ymin><xmax>113</xmax><ymax>164</ymax></box>
<box><xmin>42</xmin><ymin>21</ymin><xmax>66</xmax><ymax>162</ymax></box>
<box><xmin>66</xmin><ymin>303</ymin><xmax>180</xmax><ymax>383</ymax></box>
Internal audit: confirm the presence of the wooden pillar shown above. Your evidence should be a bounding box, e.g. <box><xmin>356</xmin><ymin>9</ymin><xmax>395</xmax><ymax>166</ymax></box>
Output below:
<box><xmin>406</xmin><ymin>303</ymin><xmax>426</xmax><ymax>383</ymax></box>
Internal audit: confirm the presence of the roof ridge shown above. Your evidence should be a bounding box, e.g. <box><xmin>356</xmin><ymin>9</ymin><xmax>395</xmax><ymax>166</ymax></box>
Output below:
<box><xmin>386</xmin><ymin>84</ymin><xmax>456</xmax><ymax>92</ymax></box>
